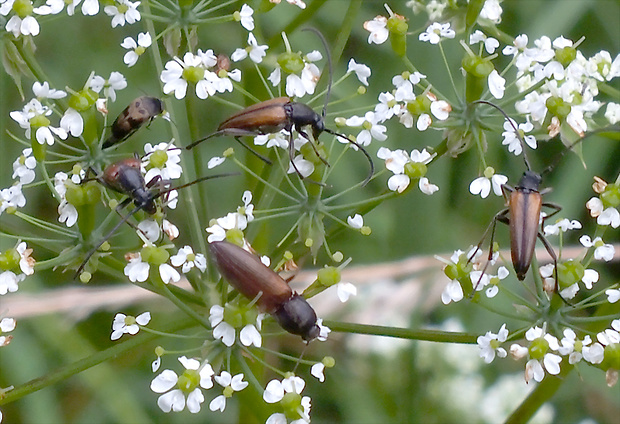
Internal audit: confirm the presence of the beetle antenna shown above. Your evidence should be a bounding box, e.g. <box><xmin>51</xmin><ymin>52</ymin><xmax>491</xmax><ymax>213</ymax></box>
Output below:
<box><xmin>151</xmin><ymin>173</ymin><xmax>241</xmax><ymax>200</ymax></box>
<box><xmin>302</xmin><ymin>28</ymin><xmax>332</xmax><ymax>120</ymax></box>
<box><xmin>324</xmin><ymin>128</ymin><xmax>374</xmax><ymax>186</ymax></box>
<box><xmin>473</xmin><ymin>100</ymin><xmax>533</xmax><ymax>171</ymax></box>
<box><xmin>75</xmin><ymin>204</ymin><xmax>142</xmax><ymax>278</ymax></box>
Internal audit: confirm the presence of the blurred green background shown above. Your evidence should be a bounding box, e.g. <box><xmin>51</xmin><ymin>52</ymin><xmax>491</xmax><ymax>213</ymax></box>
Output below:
<box><xmin>1</xmin><ymin>1</ymin><xmax>619</xmax><ymax>423</ymax></box>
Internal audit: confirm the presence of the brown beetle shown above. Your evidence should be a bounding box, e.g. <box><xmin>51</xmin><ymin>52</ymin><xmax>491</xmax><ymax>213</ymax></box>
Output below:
<box><xmin>75</xmin><ymin>157</ymin><xmax>235</xmax><ymax>277</ymax></box>
<box><xmin>186</xmin><ymin>30</ymin><xmax>374</xmax><ymax>186</ymax></box>
<box><xmin>103</xmin><ymin>96</ymin><xmax>164</xmax><ymax>148</ymax></box>
<box><xmin>209</xmin><ymin>240</ymin><xmax>320</xmax><ymax>341</ymax></box>
<box><xmin>470</xmin><ymin>170</ymin><xmax>561</xmax><ymax>292</ymax></box>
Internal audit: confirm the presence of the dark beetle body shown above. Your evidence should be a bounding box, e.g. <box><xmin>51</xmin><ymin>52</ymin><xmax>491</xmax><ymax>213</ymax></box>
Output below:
<box><xmin>102</xmin><ymin>157</ymin><xmax>157</xmax><ymax>214</ymax></box>
<box><xmin>209</xmin><ymin>240</ymin><xmax>320</xmax><ymax>341</ymax></box>
<box><xmin>103</xmin><ymin>96</ymin><xmax>164</xmax><ymax>148</ymax></box>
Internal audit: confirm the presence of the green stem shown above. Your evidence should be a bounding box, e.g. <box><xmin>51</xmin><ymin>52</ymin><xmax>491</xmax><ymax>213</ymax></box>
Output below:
<box><xmin>323</xmin><ymin>321</ymin><xmax>477</xmax><ymax>343</ymax></box>
<box><xmin>505</xmin><ymin>364</ymin><xmax>573</xmax><ymax>424</ymax></box>
<box><xmin>0</xmin><ymin>318</ymin><xmax>194</xmax><ymax>406</ymax></box>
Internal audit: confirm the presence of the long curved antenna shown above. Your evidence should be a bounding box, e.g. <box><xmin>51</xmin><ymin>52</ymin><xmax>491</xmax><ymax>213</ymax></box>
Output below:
<box><xmin>75</xmin><ymin>204</ymin><xmax>143</xmax><ymax>278</ymax></box>
<box><xmin>324</xmin><ymin>128</ymin><xmax>374</xmax><ymax>186</ymax></box>
<box><xmin>473</xmin><ymin>100</ymin><xmax>532</xmax><ymax>172</ymax></box>
<box><xmin>302</xmin><ymin>28</ymin><xmax>332</xmax><ymax>120</ymax></box>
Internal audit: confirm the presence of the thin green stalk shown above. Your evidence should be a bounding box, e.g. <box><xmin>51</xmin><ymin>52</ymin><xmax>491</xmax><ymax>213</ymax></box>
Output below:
<box><xmin>323</xmin><ymin>321</ymin><xmax>477</xmax><ymax>343</ymax></box>
<box><xmin>0</xmin><ymin>317</ymin><xmax>194</xmax><ymax>406</ymax></box>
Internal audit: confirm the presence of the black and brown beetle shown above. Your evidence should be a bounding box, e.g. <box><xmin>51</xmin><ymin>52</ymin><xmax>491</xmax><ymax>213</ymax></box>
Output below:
<box><xmin>103</xmin><ymin>96</ymin><xmax>164</xmax><ymax>148</ymax></box>
<box><xmin>209</xmin><ymin>240</ymin><xmax>320</xmax><ymax>341</ymax></box>
<box><xmin>75</xmin><ymin>156</ymin><xmax>234</xmax><ymax>277</ymax></box>
<box><xmin>187</xmin><ymin>30</ymin><xmax>374</xmax><ymax>186</ymax></box>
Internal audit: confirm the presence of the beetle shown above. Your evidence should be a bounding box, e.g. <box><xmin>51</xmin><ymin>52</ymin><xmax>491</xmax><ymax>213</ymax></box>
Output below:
<box><xmin>209</xmin><ymin>240</ymin><xmax>320</xmax><ymax>341</ymax></box>
<box><xmin>469</xmin><ymin>170</ymin><xmax>561</xmax><ymax>294</ymax></box>
<box><xmin>186</xmin><ymin>30</ymin><xmax>374</xmax><ymax>186</ymax></box>
<box><xmin>466</xmin><ymin>102</ymin><xmax>590</xmax><ymax>297</ymax></box>
<box><xmin>102</xmin><ymin>96</ymin><xmax>164</xmax><ymax>148</ymax></box>
<box><xmin>75</xmin><ymin>156</ymin><xmax>235</xmax><ymax>277</ymax></box>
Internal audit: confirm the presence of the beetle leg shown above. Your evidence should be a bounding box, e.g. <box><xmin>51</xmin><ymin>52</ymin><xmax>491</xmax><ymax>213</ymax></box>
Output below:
<box><xmin>468</xmin><ymin>207</ymin><xmax>509</xmax><ymax>295</ymax></box>
<box><xmin>287</xmin><ymin>130</ymin><xmax>325</xmax><ymax>186</ymax></box>
<box><xmin>75</xmin><ymin>204</ymin><xmax>143</xmax><ymax>279</ymax></box>
<box><xmin>296</xmin><ymin>128</ymin><xmax>330</xmax><ymax>168</ymax></box>
<box><xmin>233</xmin><ymin>136</ymin><xmax>273</xmax><ymax>164</ymax></box>
<box><xmin>541</xmin><ymin>202</ymin><xmax>562</xmax><ymax>222</ymax></box>
<box><xmin>324</xmin><ymin>128</ymin><xmax>375</xmax><ymax>187</ymax></box>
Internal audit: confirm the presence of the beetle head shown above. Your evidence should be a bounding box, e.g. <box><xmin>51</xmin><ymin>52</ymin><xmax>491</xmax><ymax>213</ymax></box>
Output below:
<box><xmin>273</xmin><ymin>294</ymin><xmax>320</xmax><ymax>341</ymax></box>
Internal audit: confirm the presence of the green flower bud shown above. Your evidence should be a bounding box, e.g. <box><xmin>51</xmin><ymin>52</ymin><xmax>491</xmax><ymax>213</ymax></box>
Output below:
<box><xmin>148</xmin><ymin>149</ymin><xmax>168</xmax><ymax>169</ymax></box>
<box><xmin>387</xmin><ymin>14</ymin><xmax>408</xmax><ymax>57</ymax></box>
<box><xmin>404</xmin><ymin>162</ymin><xmax>427</xmax><ymax>179</ymax></box>
<box><xmin>317</xmin><ymin>266</ymin><xmax>341</xmax><ymax>287</ymax></box>
<box><xmin>0</xmin><ymin>248</ymin><xmax>21</xmax><ymax>271</ymax></box>
<box><xmin>177</xmin><ymin>369</ymin><xmax>200</xmax><ymax>393</ymax></box>
<box><xmin>13</xmin><ymin>0</ymin><xmax>33</xmax><ymax>18</ymax></box>
<box><xmin>142</xmin><ymin>246</ymin><xmax>169</xmax><ymax>265</ymax></box>
<box><xmin>83</xmin><ymin>182</ymin><xmax>101</xmax><ymax>205</ymax></box>
<box><xmin>68</xmin><ymin>89</ymin><xmax>97</xmax><ymax>112</ymax></box>
<box><xmin>601</xmin><ymin>184</ymin><xmax>620</xmax><ymax>207</ymax></box>
<box><xmin>545</xmin><ymin>97</ymin><xmax>572</xmax><ymax>120</ymax></box>
<box><xmin>556</xmin><ymin>260</ymin><xmax>585</xmax><ymax>289</ymax></box>
<box><xmin>65</xmin><ymin>184</ymin><xmax>85</xmax><ymax>206</ymax></box>
<box><xmin>29</xmin><ymin>114</ymin><xmax>51</xmax><ymax>129</ymax></box>
<box><xmin>600</xmin><ymin>343</ymin><xmax>620</xmax><ymax>371</ymax></box>
<box><xmin>182</xmin><ymin>66</ymin><xmax>205</xmax><ymax>84</ymax></box>
<box><xmin>224</xmin><ymin>229</ymin><xmax>245</xmax><ymax>247</ymax></box>
<box><xmin>529</xmin><ymin>337</ymin><xmax>549</xmax><ymax>360</ymax></box>
<box><xmin>282</xmin><ymin>392</ymin><xmax>304</xmax><ymax>421</ymax></box>
<box><xmin>278</xmin><ymin>52</ymin><xmax>304</xmax><ymax>74</ymax></box>
<box><xmin>406</xmin><ymin>95</ymin><xmax>431</xmax><ymax>116</ymax></box>
<box><xmin>555</xmin><ymin>46</ymin><xmax>577</xmax><ymax>67</ymax></box>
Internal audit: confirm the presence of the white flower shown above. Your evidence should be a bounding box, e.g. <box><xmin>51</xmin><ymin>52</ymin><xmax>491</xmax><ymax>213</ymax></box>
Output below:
<box><xmin>10</xmin><ymin>99</ymin><xmax>67</xmax><ymax>145</ymax></box>
<box><xmin>209</xmin><ymin>372</ymin><xmax>248</xmax><ymax>412</ymax></box>
<box><xmin>80</xmin><ymin>0</ymin><xmax>99</xmax><ymax>15</ymax></box>
<box><xmin>60</xmin><ymin>108</ymin><xmax>84</xmax><ymax>137</ymax></box>
<box><xmin>470</xmin><ymin>30</ymin><xmax>499</xmax><ymax>54</ymax></box>
<box><xmin>32</xmin><ymin>82</ymin><xmax>66</xmax><ymax>99</ymax></box>
<box><xmin>161</xmin><ymin>53</ymin><xmax>214</xmax><ymax>100</ymax></box>
<box><xmin>110</xmin><ymin>312</ymin><xmax>151</xmax><ymax>340</ymax></box>
<box><xmin>124</xmin><ymin>253</ymin><xmax>150</xmax><ymax>282</ymax></box>
<box><xmin>488</xmin><ymin>70</ymin><xmax>506</xmax><ymax>99</ymax></box>
<box><xmin>480</xmin><ymin>0</ymin><xmax>503</xmax><ymax>23</ymax></box>
<box><xmin>477</xmin><ymin>324</ymin><xmax>509</xmax><ymax>363</ymax></box>
<box><xmin>543</xmin><ymin>218</ymin><xmax>582</xmax><ymax>236</ymax></box>
<box><xmin>58</xmin><ymin>200</ymin><xmax>78</xmax><ymax>227</ymax></box>
<box><xmin>151</xmin><ymin>356</ymin><xmax>214</xmax><ymax>413</ymax></box>
<box><xmin>231</xmin><ymin>32</ymin><xmax>267</xmax><ymax>64</ymax></box>
<box><xmin>469</xmin><ymin>172</ymin><xmax>508</xmax><ymax>198</ymax></box>
<box><xmin>206</xmin><ymin>212</ymin><xmax>248</xmax><ymax>243</ymax></box>
<box><xmin>347</xmin><ymin>59</ymin><xmax>371</xmax><ymax>86</ymax></box>
<box><xmin>345</xmin><ymin>111</ymin><xmax>387</xmax><ymax>145</ymax></box>
<box><xmin>347</xmin><ymin>214</ymin><xmax>363</xmax><ymax>229</ymax></box>
<box><xmin>363</xmin><ymin>15</ymin><xmax>388</xmax><ymax>44</ymax></box>
<box><xmin>207</xmin><ymin>156</ymin><xmax>225</xmax><ymax>169</ymax></box>
<box><xmin>336</xmin><ymin>282</ymin><xmax>357</xmax><ymax>303</ymax></box>
<box><xmin>0</xmin><ymin>271</ymin><xmax>24</xmax><ymax>295</ymax></box>
<box><xmin>137</xmin><ymin>220</ymin><xmax>161</xmax><ymax>244</ymax></box>
<box><xmin>171</xmin><ymin>246</ymin><xmax>206</xmax><ymax>273</ymax></box>
<box><xmin>0</xmin><ymin>185</ymin><xmax>26</xmax><ymax>214</ymax></box>
<box><xmin>1</xmin><ymin>316</ymin><xmax>16</xmax><ymax>347</ymax></box>
<box><xmin>311</xmin><ymin>363</ymin><xmax>325</xmax><ymax>382</ymax></box>
<box><xmin>419</xmin><ymin>22</ymin><xmax>455</xmax><ymax>44</ymax></box>
<box><xmin>287</xmin><ymin>155</ymin><xmax>314</xmax><ymax>178</ymax></box>
<box><xmin>209</xmin><ymin>305</ymin><xmax>236</xmax><ymax>347</ymax></box>
<box><xmin>501</xmin><ymin>119</ymin><xmax>537</xmax><ymax>156</ymax></box>
<box><xmin>558</xmin><ymin>328</ymin><xmax>592</xmax><ymax>364</ymax></box>
<box><xmin>374</xmin><ymin>92</ymin><xmax>401</xmax><ymax>121</ymax></box>
<box><xmin>104</xmin><ymin>0</ymin><xmax>141</xmax><ymax>27</ymax></box>
<box><xmin>606</xmin><ymin>289</ymin><xmax>620</xmax><ymax>303</ymax></box>
<box><xmin>236</xmin><ymin>4</ymin><xmax>253</xmax><ymax>31</ymax></box>
<box><xmin>579</xmin><ymin>235</ymin><xmax>615</xmax><ymax>261</ymax></box>
<box><xmin>121</xmin><ymin>32</ymin><xmax>152</xmax><ymax>67</ymax></box>
<box><xmin>16</xmin><ymin>242</ymin><xmax>34</xmax><ymax>275</ymax></box>
<box><xmin>264</xmin><ymin>376</ymin><xmax>311</xmax><ymax>423</ymax></box>
<box><xmin>142</xmin><ymin>141</ymin><xmax>183</xmax><ymax>181</ymax></box>
<box><xmin>441</xmin><ymin>279</ymin><xmax>464</xmax><ymax>304</ymax></box>
<box><xmin>89</xmin><ymin>72</ymin><xmax>127</xmax><ymax>102</ymax></box>
<box><xmin>12</xmin><ymin>148</ymin><xmax>36</xmax><ymax>184</ymax></box>
<box><xmin>159</xmin><ymin>263</ymin><xmax>181</xmax><ymax>284</ymax></box>
<box><xmin>605</xmin><ymin>102</ymin><xmax>620</xmax><ymax>125</ymax></box>
<box><xmin>237</xmin><ymin>191</ymin><xmax>255</xmax><ymax>223</ymax></box>
<box><xmin>377</xmin><ymin>147</ymin><xmax>437</xmax><ymax>194</ymax></box>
